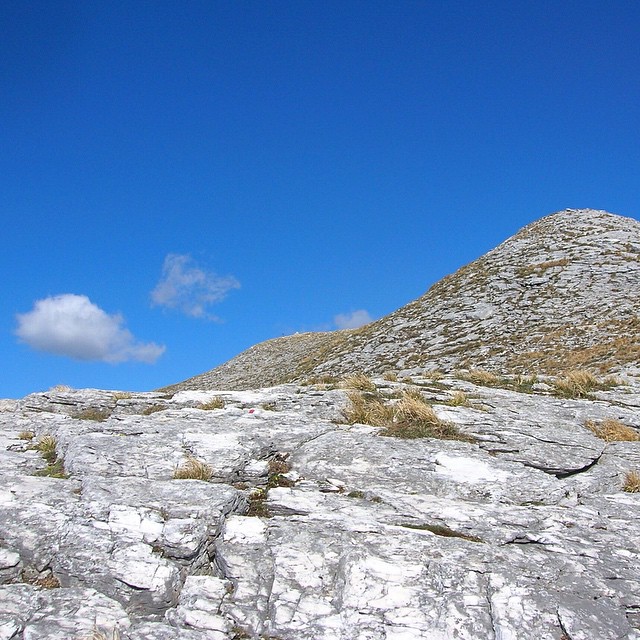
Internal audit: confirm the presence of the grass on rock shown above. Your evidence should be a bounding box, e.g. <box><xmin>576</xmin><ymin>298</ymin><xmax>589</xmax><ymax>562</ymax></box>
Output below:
<box><xmin>173</xmin><ymin>457</ymin><xmax>213</xmax><ymax>481</ymax></box>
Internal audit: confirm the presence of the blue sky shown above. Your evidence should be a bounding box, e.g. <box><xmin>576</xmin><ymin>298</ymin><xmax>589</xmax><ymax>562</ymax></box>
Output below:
<box><xmin>2</xmin><ymin>1</ymin><xmax>639</xmax><ymax>398</ymax></box>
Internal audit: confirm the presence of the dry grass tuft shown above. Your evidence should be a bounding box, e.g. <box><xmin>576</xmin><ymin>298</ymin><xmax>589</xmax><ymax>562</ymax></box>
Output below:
<box><xmin>200</xmin><ymin>396</ymin><xmax>226</xmax><ymax>410</ymax></box>
<box><xmin>112</xmin><ymin>391</ymin><xmax>132</xmax><ymax>401</ymax></box>
<box><xmin>173</xmin><ymin>457</ymin><xmax>213</xmax><ymax>481</ymax></box>
<box><xmin>623</xmin><ymin>470</ymin><xmax>640</xmax><ymax>493</ymax></box>
<box><xmin>341</xmin><ymin>373</ymin><xmax>377</xmax><ymax>392</ymax></box>
<box><xmin>142</xmin><ymin>404</ymin><xmax>166</xmax><ymax>415</ymax></box>
<box><xmin>460</xmin><ymin>369</ymin><xmax>500</xmax><ymax>387</ymax></box>
<box><xmin>585</xmin><ymin>419</ymin><xmax>639</xmax><ymax>442</ymax></box>
<box><xmin>448</xmin><ymin>390</ymin><xmax>469</xmax><ymax>406</ymax></box>
<box><xmin>77</xmin><ymin>408</ymin><xmax>111</xmax><ymax>422</ymax></box>
<box><xmin>36</xmin><ymin>435</ymin><xmax>58</xmax><ymax>460</ymax></box>
<box><xmin>344</xmin><ymin>390</ymin><xmax>472</xmax><ymax>441</ymax></box>
<box><xmin>383</xmin><ymin>372</ymin><xmax>398</xmax><ymax>382</ymax></box>
<box><xmin>18</xmin><ymin>430</ymin><xmax>35</xmax><ymax>440</ymax></box>
<box><xmin>552</xmin><ymin>370</ymin><xmax>617</xmax><ymax>398</ymax></box>
<box><xmin>343</xmin><ymin>391</ymin><xmax>395</xmax><ymax>427</ymax></box>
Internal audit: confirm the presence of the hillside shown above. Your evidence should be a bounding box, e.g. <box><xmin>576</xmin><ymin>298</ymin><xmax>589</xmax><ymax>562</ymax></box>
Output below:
<box><xmin>162</xmin><ymin>208</ymin><xmax>640</xmax><ymax>392</ymax></box>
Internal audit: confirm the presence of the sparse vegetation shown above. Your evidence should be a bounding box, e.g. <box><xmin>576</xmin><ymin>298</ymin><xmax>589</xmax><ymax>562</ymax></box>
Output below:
<box><xmin>18</xmin><ymin>430</ymin><xmax>35</xmax><ymax>440</ymax></box>
<box><xmin>341</xmin><ymin>373</ymin><xmax>377</xmax><ymax>392</ymax></box>
<box><xmin>77</xmin><ymin>408</ymin><xmax>111</xmax><ymax>422</ymax></box>
<box><xmin>383</xmin><ymin>372</ymin><xmax>398</xmax><ymax>382</ymax></box>
<box><xmin>267</xmin><ymin>457</ymin><xmax>294</xmax><ymax>488</ymax></box>
<box><xmin>200</xmin><ymin>396</ymin><xmax>226</xmax><ymax>410</ymax></box>
<box><xmin>142</xmin><ymin>404</ymin><xmax>166</xmax><ymax>415</ymax></box>
<box><xmin>457</xmin><ymin>370</ymin><xmax>537</xmax><ymax>394</ymax></box>
<box><xmin>459</xmin><ymin>369</ymin><xmax>501</xmax><ymax>387</ymax></box>
<box><xmin>623</xmin><ymin>470</ymin><xmax>640</xmax><ymax>493</ymax></box>
<box><xmin>36</xmin><ymin>435</ymin><xmax>58</xmax><ymax>463</ymax></box>
<box><xmin>552</xmin><ymin>370</ymin><xmax>619</xmax><ymax>399</ymax></box>
<box><xmin>300</xmin><ymin>375</ymin><xmax>339</xmax><ymax>387</ymax></box>
<box><xmin>516</xmin><ymin>258</ymin><xmax>569</xmax><ymax>278</ymax></box>
<box><xmin>261</xmin><ymin>401</ymin><xmax>278</xmax><ymax>411</ymax></box>
<box><xmin>84</xmin><ymin>628</ymin><xmax>121</xmax><ymax>640</ymax></box>
<box><xmin>112</xmin><ymin>391</ymin><xmax>132</xmax><ymax>401</ymax></box>
<box><xmin>344</xmin><ymin>390</ymin><xmax>473</xmax><ymax>441</ymax></box>
<box><xmin>246</xmin><ymin>488</ymin><xmax>270</xmax><ymax>517</ymax></box>
<box><xmin>447</xmin><ymin>390</ymin><xmax>470</xmax><ymax>406</ymax></box>
<box><xmin>173</xmin><ymin>457</ymin><xmax>213</xmax><ymax>481</ymax></box>
<box><xmin>585</xmin><ymin>418</ymin><xmax>639</xmax><ymax>442</ymax></box>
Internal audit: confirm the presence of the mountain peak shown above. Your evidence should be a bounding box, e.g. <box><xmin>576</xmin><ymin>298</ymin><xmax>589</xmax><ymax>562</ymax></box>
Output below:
<box><xmin>163</xmin><ymin>209</ymin><xmax>640</xmax><ymax>392</ymax></box>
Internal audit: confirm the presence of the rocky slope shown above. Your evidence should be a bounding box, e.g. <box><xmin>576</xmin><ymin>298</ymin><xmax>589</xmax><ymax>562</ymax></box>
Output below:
<box><xmin>1</xmin><ymin>374</ymin><xmax>640</xmax><ymax>639</ymax></box>
<box><xmin>162</xmin><ymin>209</ymin><xmax>640</xmax><ymax>393</ymax></box>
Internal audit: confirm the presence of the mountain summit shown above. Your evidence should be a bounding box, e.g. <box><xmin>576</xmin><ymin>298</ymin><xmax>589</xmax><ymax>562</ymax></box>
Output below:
<box><xmin>164</xmin><ymin>209</ymin><xmax>640</xmax><ymax>391</ymax></box>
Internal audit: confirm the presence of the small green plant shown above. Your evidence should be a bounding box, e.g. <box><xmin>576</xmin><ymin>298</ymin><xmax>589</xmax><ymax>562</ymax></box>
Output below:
<box><xmin>261</xmin><ymin>401</ymin><xmax>277</xmax><ymax>411</ymax></box>
<box><xmin>34</xmin><ymin>436</ymin><xmax>67</xmax><ymax>478</ymax></box>
<box><xmin>173</xmin><ymin>457</ymin><xmax>213</xmax><ymax>481</ymax></box>
<box><xmin>585</xmin><ymin>419</ymin><xmax>639</xmax><ymax>442</ymax></box>
<box><xmin>267</xmin><ymin>457</ymin><xmax>294</xmax><ymax>488</ymax></box>
<box><xmin>347</xmin><ymin>490</ymin><xmax>365</xmax><ymax>499</ymax></box>
<box><xmin>142</xmin><ymin>404</ymin><xmax>166</xmax><ymax>415</ymax></box>
<box><xmin>623</xmin><ymin>470</ymin><xmax>640</xmax><ymax>493</ymax></box>
<box><xmin>342</xmin><ymin>373</ymin><xmax>377</xmax><ymax>392</ymax></box>
<box><xmin>34</xmin><ymin>458</ymin><xmax>67</xmax><ymax>478</ymax></box>
<box><xmin>200</xmin><ymin>396</ymin><xmax>226</xmax><ymax>410</ymax></box>
<box><xmin>246</xmin><ymin>488</ymin><xmax>270</xmax><ymax>517</ymax></box>
<box><xmin>77</xmin><ymin>408</ymin><xmax>110</xmax><ymax>422</ymax></box>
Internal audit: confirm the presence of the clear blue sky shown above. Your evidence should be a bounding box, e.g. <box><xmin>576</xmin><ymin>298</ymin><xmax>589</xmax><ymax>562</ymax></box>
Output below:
<box><xmin>2</xmin><ymin>1</ymin><xmax>639</xmax><ymax>398</ymax></box>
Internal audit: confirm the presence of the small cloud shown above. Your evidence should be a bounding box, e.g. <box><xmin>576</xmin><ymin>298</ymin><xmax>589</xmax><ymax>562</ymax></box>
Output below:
<box><xmin>15</xmin><ymin>294</ymin><xmax>165</xmax><ymax>363</ymax></box>
<box><xmin>334</xmin><ymin>309</ymin><xmax>374</xmax><ymax>330</ymax></box>
<box><xmin>151</xmin><ymin>254</ymin><xmax>240</xmax><ymax>319</ymax></box>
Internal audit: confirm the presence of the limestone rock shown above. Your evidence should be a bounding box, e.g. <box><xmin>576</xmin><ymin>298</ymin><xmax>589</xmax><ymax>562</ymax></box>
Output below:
<box><xmin>1</xmin><ymin>375</ymin><xmax>639</xmax><ymax>638</ymax></box>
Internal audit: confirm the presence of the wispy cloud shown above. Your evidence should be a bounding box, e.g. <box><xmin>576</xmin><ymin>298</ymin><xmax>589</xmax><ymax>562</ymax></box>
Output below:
<box><xmin>334</xmin><ymin>309</ymin><xmax>373</xmax><ymax>330</ymax></box>
<box><xmin>151</xmin><ymin>254</ymin><xmax>240</xmax><ymax>319</ymax></box>
<box><xmin>15</xmin><ymin>294</ymin><xmax>165</xmax><ymax>363</ymax></box>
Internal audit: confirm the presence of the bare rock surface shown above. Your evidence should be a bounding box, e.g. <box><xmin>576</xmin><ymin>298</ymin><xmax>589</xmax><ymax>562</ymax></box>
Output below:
<box><xmin>164</xmin><ymin>209</ymin><xmax>640</xmax><ymax>392</ymax></box>
<box><xmin>1</xmin><ymin>376</ymin><xmax>639</xmax><ymax>639</ymax></box>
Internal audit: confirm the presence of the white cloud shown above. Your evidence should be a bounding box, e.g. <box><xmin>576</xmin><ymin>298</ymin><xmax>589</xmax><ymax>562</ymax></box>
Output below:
<box><xmin>334</xmin><ymin>309</ymin><xmax>374</xmax><ymax>330</ymax></box>
<box><xmin>15</xmin><ymin>294</ymin><xmax>165</xmax><ymax>363</ymax></box>
<box><xmin>151</xmin><ymin>254</ymin><xmax>240</xmax><ymax>319</ymax></box>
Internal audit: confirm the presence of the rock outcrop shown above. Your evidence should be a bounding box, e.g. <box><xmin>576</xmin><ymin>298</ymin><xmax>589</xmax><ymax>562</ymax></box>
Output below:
<box><xmin>162</xmin><ymin>209</ymin><xmax>640</xmax><ymax>392</ymax></box>
<box><xmin>1</xmin><ymin>374</ymin><xmax>640</xmax><ymax>639</ymax></box>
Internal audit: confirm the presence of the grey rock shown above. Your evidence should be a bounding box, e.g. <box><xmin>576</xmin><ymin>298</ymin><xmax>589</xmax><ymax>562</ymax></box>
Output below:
<box><xmin>1</xmin><ymin>372</ymin><xmax>640</xmax><ymax>638</ymax></box>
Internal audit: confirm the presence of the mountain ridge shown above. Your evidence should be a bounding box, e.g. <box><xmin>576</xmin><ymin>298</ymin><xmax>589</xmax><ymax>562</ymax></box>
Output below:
<box><xmin>162</xmin><ymin>208</ymin><xmax>640</xmax><ymax>392</ymax></box>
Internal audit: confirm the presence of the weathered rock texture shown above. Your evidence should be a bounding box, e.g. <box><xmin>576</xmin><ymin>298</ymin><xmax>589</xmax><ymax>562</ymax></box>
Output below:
<box><xmin>162</xmin><ymin>209</ymin><xmax>640</xmax><ymax>392</ymax></box>
<box><xmin>1</xmin><ymin>376</ymin><xmax>640</xmax><ymax>639</ymax></box>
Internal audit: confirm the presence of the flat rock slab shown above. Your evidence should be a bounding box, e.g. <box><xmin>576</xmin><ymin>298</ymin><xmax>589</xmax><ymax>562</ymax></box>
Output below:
<box><xmin>1</xmin><ymin>379</ymin><xmax>639</xmax><ymax>639</ymax></box>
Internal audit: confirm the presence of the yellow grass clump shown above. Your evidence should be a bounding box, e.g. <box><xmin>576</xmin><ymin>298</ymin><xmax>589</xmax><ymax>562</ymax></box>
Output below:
<box><xmin>585</xmin><ymin>419</ymin><xmax>639</xmax><ymax>442</ymax></box>
<box><xmin>173</xmin><ymin>457</ymin><xmax>213</xmax><ymax>481</ymax></box>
